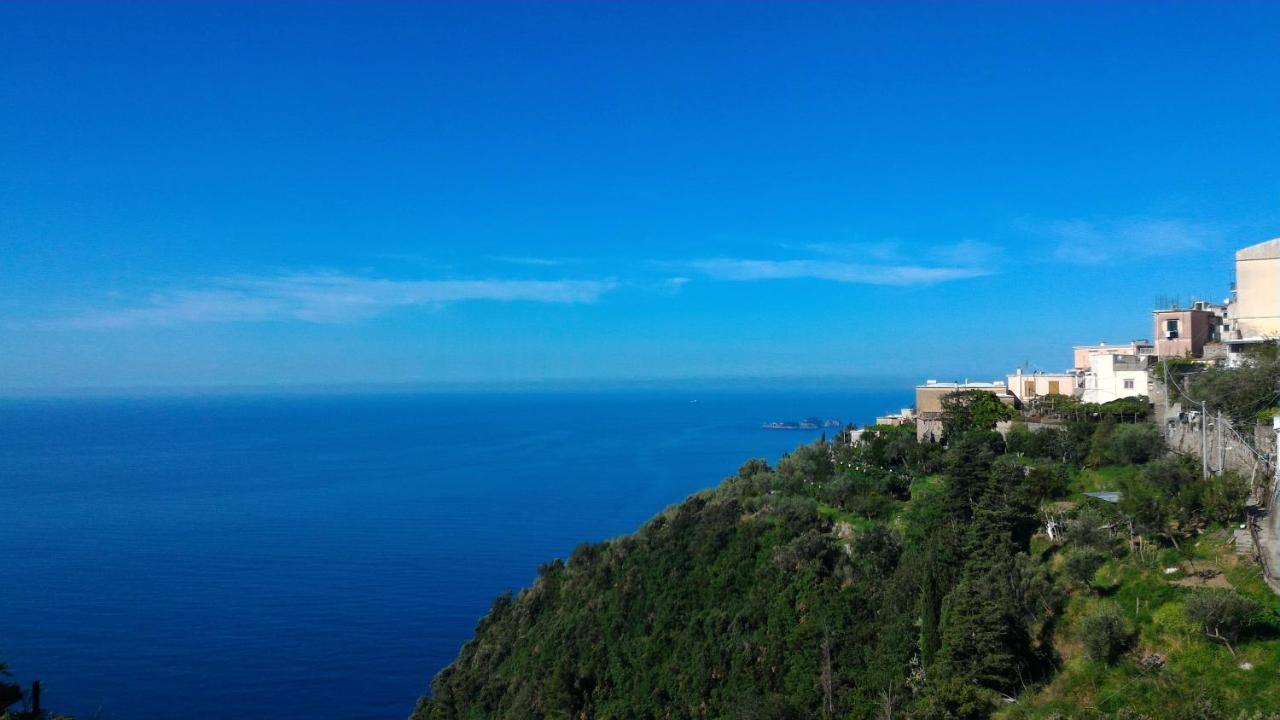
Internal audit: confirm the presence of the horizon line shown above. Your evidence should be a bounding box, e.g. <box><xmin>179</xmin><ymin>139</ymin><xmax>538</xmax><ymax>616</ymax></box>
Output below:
<box><xmin>0</xmin><ymin>372</ymin><xmax>948</xmax><ymax>399</ymax></box>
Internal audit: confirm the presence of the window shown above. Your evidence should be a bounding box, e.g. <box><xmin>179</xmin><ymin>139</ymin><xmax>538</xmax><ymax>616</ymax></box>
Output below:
<box><xmin>1165</xmin><ymin>318</ymin><xmax>1180</xmax><ymax>339</ymax></box>
<box><xmin>1123</xmin><ymin>379</ymin><xmax>1135</xmax><ymax>389</ymax></box>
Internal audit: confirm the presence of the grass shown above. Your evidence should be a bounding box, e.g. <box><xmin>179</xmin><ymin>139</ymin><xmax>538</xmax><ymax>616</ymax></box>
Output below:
<box><xmin>1069</xmin><ymin>464</ymin><xmax>1140</xmax><ymax>495</ymax></box>
<box><xmin>909</xmin><ymin>473</ymin><xmax>944</xmax><ymax>500</ymax></box>
<box><xmin>1002</xmin><ymin>532</ymin><xmax>1280</xmax><ymax>720</ymax></box>
<box><xmin>816</xmin><ymin>503</ymin><xmax>882</xmax><ymax>532</ymax></box>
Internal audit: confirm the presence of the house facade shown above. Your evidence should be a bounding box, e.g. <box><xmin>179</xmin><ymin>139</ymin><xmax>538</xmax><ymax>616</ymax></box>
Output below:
<box><xmin>1072</xmin><ymin>340</ymin><xmax>1154</xmax><ymax>371</ymax></box>
<box><xmin>1225</xmin><ymin>238</ymin><xmax>1280</xmax><ymax>356</ymax></box>
<box><xmin>1081</xmin><ymin>352</ymin><xmax>1151</xmax><ymax>404</ymax></box>
<box><xmin>1152</xmin><ymin>301</ymin><xmax>1224</xmax><ymax>359</ymax></box>
<box><xmin>1005</xmin><ymin>369</ymin><xmax>1081</xmax><ymax>403</ymax></box>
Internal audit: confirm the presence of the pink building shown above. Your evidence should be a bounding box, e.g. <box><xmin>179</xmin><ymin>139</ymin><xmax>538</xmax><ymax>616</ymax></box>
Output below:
<box><xmin>1153</xmin><ymin>301</ymin><xmax>1224</xmax><ymax>359</ymax></box>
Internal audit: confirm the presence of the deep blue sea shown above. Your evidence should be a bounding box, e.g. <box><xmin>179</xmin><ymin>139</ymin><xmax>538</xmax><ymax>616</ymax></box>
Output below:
<box><xmin>1</xmin><ymin>387</ymin><xmax>910</xmax><ymax>720</ymax></box>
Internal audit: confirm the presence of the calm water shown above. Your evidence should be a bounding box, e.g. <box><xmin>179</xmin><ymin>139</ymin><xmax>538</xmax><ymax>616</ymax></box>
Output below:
<box><xmin>1</xmin><ymin>387</ymin><xmax>909</xmax><ymax>720</ymax></box>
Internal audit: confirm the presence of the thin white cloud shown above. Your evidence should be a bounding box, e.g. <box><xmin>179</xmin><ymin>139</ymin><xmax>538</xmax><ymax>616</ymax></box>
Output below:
<box><xmin>688</xmin><ymin>258</ymin><xmax>993</xmax><ymax>286</ymax></box>
<box><xmin>788</xmin><ymin>238</ymin><xmax>1005</xmax><ymax>269</ymax></box>
<box><xmin>928</xmin><ymin>239</ymin><xmax>1005</xmax><ymax>267</ymax></box>
<box><xmin>488</xmin><ymin>255</ymin><xmax>579</xmax><ymax>267</ymax></box>
<box><xmin>60</xmin><ymin>273</ymin><xmax>616</xmax><ymax>329</ymax></box>
<box><xmin>1047</xmin><ymin>218</ymin><xmax>1217</xmax><ymax>264</ymax></box>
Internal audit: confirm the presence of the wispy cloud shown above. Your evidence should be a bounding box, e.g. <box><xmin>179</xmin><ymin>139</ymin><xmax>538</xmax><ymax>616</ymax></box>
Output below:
<box><xmin>59</xmin><ymin>273</ymin><xmax>617</xmax><ymax>329</ymax></box>
<box><xmin>786</xmin><ymin>238</ymin><xmax>1005</xmax><ymax>269</ymax></box>
<box><xmin>688</xmin><ymin>258</ymin><xmax>993</xmax><ymax>286</ymax></box>
<box><xmin>488</xmin><ymin>255</ymin><xmax>580</xmax><ymax>267</ymax></box>
<box><xmin>1046</xmin><ymin>218</ymin><xmax>1218</xmax><ymax>264</ymax></box>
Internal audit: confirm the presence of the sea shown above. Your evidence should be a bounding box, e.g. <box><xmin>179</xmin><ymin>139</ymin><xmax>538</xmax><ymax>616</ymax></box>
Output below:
<box><xmin>0</xmin><ymin>386</ymin><xmax>910</xmax><ymax>720</ymax></box>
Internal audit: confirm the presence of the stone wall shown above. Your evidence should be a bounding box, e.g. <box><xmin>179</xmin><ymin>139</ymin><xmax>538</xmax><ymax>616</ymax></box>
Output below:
<box><xmin>1163</xmin><ymin>414</ymin><xmax>1275</xmax><ymax>490</ymax></box>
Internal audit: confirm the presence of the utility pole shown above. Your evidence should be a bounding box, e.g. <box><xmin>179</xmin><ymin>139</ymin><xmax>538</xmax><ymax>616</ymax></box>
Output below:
<box><xmin>1201</xmin><ymin>400</ymin><xmax>1209</xmax><ymax>482</ymax></box>
<box><xmin>1217</xmin><ymin>410</ymin><xmax>1225</xmax><ymax>474</ymax></box>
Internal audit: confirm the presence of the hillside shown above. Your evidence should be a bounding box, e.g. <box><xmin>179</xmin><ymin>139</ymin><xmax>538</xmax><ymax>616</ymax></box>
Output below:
<box><xmin>412</xmin><ymin>394</ymin><xmax>1280</xmax><ymax>720</ymax></box>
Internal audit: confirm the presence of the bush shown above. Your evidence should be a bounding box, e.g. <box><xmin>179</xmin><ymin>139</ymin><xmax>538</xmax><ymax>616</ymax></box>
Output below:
<box><xmin>1080</xmin><ymin>604</ymin><xmax>1134</xmax><ymax>663</ymax></box>
<box><xmin>1060</xmin><ymin>547</ymin><xmax>1109</xmax><ymax>589</ymax></box>
<box><xmin>1106</xmin><ymin>423</ymin><xmax>1165</xmax><ymax>465</ymax></box>
<box><xmin>1201</xmin><ymin>472</ymin><xmax>1250</xmax><ymax>525</ymax></box>
<box><xmin>1184</xmin><ymin>589</ymin><xmax>1265</xmax><ymax>645</ymax></box>
<box><xmin>1064</xmin><ymin>505</ymin><xmax>1116</xmax><ymax>550</ymax></box>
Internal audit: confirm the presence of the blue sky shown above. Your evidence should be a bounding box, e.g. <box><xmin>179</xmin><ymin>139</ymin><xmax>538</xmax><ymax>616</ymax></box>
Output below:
<box><xmin>2</xmin><ymin>2</ymin><xmax>1278</xmax><ymax>391</ymax></box>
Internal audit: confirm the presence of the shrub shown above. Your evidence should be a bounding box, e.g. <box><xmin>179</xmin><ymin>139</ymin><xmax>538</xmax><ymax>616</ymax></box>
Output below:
<box><xmin>1184</xmin><ymin>589</ymin><xmax>1265</xmax><ymax>647</ymax></box>
<box><xmin>1060</xmin><ymin>546</ymin><xmax>1109</xmax><ymax>590</ymax></box>
<box><xmin>1106</xmin><ymin>423</ymin><xmax>1165</xmax><ymax>465</ymax></box>
<box><xmin>1201</xmin><ymin>472</ymin><xmax>1250</xmax><ymax>525</ymax></box>
<box><xmin>1064</xmin><ymin>505</ymin><xmax>1116</xmax><ymax>550</ymax></box>
<box><xmin>1080</xmin><ymin>604</ymin><xmax>1134</xmax><ymax>663</ymax></box>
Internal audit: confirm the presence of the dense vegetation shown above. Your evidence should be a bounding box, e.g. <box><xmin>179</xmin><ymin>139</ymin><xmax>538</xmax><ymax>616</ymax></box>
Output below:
<box><xmin>1162</xmin><ymin>345</ymin><xmax>1280</xmax><ymax>423</ymax></box>
<box><xmin>415</xmin><ymin>392</ymin><xmax>1277</xmax><ymax>719</ymax></box>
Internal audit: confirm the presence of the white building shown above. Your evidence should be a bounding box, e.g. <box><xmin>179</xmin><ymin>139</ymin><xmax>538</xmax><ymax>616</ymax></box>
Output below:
<box><xmin>1081</xmin><ymin>352</ymin><xmax>1151</xmax><ymax>404</ymax></box>
<box><xmin>1072</xmin><ymin>340</ymin><xmax>1154</xmax><ymax>371</ymax></box>
<box><xmin>873</xmin><ymin>408</ymin><xmax>917</xmax><ymax>427</ymax></box>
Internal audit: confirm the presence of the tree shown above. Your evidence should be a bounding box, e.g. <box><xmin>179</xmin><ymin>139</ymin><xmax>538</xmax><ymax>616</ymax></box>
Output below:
<box><xmin>0</xmin><ymin>664</ymin><xmax>21</xmax><ymax>717</ymax></box>
<box><xmin>940</xmin><ymin>390</ymin><xmax>1016</xmax><ymax>441</ymax></box>
<box><xmin>1183</xmin><ymin>344</ymin><xmax>1280</xmax><ymax>423</ymax></box>
<box><xmin>1106</xmin><ymin>423</ymin><xmax>1165</xmax><ymax>465</ymax></box>
<box><xmin>943</xmin><ymin>431</ymin><xmax>1003</xmax><ymax>521</ymax></box>
<box><xmin>1202</xmin><ymin>472</ymin><xmax>1250</xmax><ymax>525</ymax></box>
<box><xmin>1184</xmin><ymin>589</ymin><xmax>1265</xmax><ymax>657</ymax></box>
<box><xmin>1060</xmin><ymin>547</ymin><xmax>1109</xmax><ymax>590</ymax></box>
<box><xmin>1079</xmin><ymin>605</ymin><xmax>1133</xmax><ymax>663</ymax></box>
<box><xmin>1118</xmin><ymin>473</ymin><xmax>1174</xmax><ymax>544</ymax></box>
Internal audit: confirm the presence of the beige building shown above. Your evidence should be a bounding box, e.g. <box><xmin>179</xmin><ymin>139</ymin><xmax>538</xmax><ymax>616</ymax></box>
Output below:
<box><xmin>1226</xmin><ymin>238</ymin><xmax>1280</xmax><ymax>345</ymax></box>
<box><xmin>914</xmin><ymin>380</ymin><xmax>1017</xmax><ymax>442</ymax></box>
<box><xmin>1006</xmin><ymin>369</ymin><xmax>1081</xmax><ymax>403</ymax></box>
<box><xmin>915</xmin><ymin>380</ymin><xmax>1017</xmax><ymax>417</ymax></box>
<box><xmin>1072</xmin><ymin>340</ymin><xmax>1154</xmax><ymax>371</ymax></box>
<box><xmin>1153</xmin><ymin>301</ymin><xmax>1224</xmax><ymax>359</ymax></box>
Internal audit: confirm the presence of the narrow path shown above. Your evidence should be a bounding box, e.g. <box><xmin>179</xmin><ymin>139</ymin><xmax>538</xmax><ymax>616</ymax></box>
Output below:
<box><xmin>1260</xmin><ymin>495</ymin><xmax>1280</xmax><ymax>596</ymax></box>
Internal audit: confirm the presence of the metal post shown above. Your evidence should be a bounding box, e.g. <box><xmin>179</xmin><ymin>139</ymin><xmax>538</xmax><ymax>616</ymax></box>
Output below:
<box><xmin>1201</xmin><ymin>401</ymin><xmax>1209</xmax><ymax>482</ymax></box>
<box><xmin>1217</xmin><ymin>411</ymin><xmax>1224</xmax><ymax>474</ymax></box>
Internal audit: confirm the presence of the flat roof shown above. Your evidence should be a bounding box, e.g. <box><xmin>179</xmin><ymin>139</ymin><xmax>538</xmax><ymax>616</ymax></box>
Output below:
<box><xmin>1072</xmin><ymin>340</ymin><xmax>1152</xmax><ymax>349</ymax></box>
<box><xmin>916</xmin><ymin>381</ymin><xmax>1008</xmax><ymax>389</ymax></box>
<box><xmin>1237</xmin><ymin>237</ymin><xmax>1280</xmax><ymax>261</ymax></box>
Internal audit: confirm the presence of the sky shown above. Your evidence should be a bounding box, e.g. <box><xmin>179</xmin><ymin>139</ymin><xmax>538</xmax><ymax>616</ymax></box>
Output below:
<box><xmin>2</xmin><ymin>2</ymin><xmax>1279</xmax><ymax>392</ymax></box>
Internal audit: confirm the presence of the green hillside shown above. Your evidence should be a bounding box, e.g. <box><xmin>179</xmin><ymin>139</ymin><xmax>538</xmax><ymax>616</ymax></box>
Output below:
<box><xmin>413</xmin><ymin>393</ymin><xmax>1279</xmax><ymax>720</ymax></box>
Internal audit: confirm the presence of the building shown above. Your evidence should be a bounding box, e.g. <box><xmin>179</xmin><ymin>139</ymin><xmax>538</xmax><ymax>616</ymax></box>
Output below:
<box><xmin>1081</xmin><ymin>352</ymin><xmax>1151</xmax><ymax>404</ymax></box>
<box><xmin>915</xmin><ymin>380</ymin><xmax>1017</xmax><ymax>418</ymax></box>
<box><xmin>1152</xmin><ymin>301</ymin><xmax>1225</xmax><ymax>359</ymax></box>
<box><xmin>873</xmin><ymin>408</ymin><xmax>916</xmax><ymax>427</ymax></box>
<box><xmin>1225</xmin><ymin>237</ymin><xmax>1280</xmax><ymax>357</ymax></box>
<box><xmin>914</xmin><ymin>380</ymin><xmax>1018</xmax><ymax>442</ymax></box>
<box><xmin>1071</xmin><ymin>340</ymin><xmax>1154</xmax><ymax>371</ymax></box>
<box><xmin>1006</xmin><ymin>369</ymin><xmax>1081</xmax><ymax>403</ymax></box>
